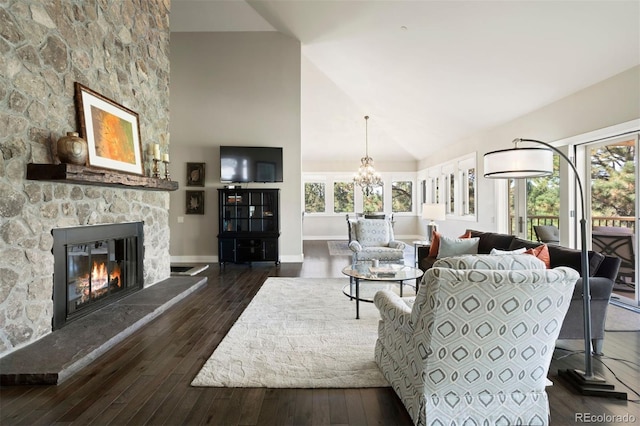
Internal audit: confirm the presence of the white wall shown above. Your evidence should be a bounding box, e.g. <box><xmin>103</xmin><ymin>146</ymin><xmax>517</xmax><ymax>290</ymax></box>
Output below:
<box><xmin>422</xmin><ymin>66</ymin><xmax>640</xmax><ymax>239</ymax></box>
<box><xmin>169</xmin><ymin>32</ymin><xmax>303</xmax><ymax>263</ymax></box>
<box><xmin>301</xmin><ymin>66</ymin><xmax>640</xmax><ymax>241</ymax></box>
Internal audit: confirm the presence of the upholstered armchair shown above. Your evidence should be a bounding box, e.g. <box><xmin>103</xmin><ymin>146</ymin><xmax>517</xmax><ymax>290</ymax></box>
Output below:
<box><xmin>347</xmin><ymin>218</ymin><xmax>406</xmax><ymax>262</ymax></box>
<box><xmin>374</xmin><ymin>254</ymin><xmax>578</xmax><ymax>426</ymax></box>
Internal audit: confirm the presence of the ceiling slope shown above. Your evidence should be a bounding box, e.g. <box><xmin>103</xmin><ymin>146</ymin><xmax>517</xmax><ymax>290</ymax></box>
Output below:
<box><xmin>172</xmin><ymin>0</ymin><xmax>640</xmax><ymax>163</ymax></box>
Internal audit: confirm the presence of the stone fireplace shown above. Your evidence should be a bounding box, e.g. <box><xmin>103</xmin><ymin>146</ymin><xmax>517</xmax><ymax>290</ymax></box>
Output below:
<box><xmin>52</xmin><ymin>222</ymin><xmax>144</xmax><ymax>329</ymax></box>
<box><xmin>0</xmin><ymin>1</ymin><xmax>171</xmax><ymax>358</ymax></box>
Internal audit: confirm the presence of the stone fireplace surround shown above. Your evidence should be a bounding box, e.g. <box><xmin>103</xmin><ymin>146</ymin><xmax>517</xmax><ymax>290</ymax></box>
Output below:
<box><xmin>0</xmin><ymin>172</ymin><xmax>203</xmax><ymax>385</ymax></box>
<box><xmin>0</xmin><ymin>0</ymin><xmax>172</xmax><ymax>359</ymax></box>
<box><xmin>0</xmin><ymin>182</ymin><xmax>173</xmax><ymax>357</ymax></box>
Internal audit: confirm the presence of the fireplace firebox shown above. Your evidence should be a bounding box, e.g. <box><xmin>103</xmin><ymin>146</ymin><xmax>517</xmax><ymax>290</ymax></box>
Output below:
<box><xmin>52</xmin><ymin>222</ymin><xmax>144</xmax><ymax>329</ymax></box>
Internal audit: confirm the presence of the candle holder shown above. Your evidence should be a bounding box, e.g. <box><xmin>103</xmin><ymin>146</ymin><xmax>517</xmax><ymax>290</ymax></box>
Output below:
<box><xmin>163</xmin><ymin>160</ymin><xmax>171</xmax><ymax>180</ymax></box>
<box><xmin>152</xmin><ymin>158</ymin><xmax>160</xmax><ymax>178</ymax></box>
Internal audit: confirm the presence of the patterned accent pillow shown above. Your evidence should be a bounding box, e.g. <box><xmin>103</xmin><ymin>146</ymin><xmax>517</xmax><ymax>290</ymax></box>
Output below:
<box><xmin>355</xmin><ymin>219</ymin><xmax>391</xmax><ymax>247</ymax></box>
<box><xmin>433</xmin><ymin>254</ymin><xmax>546</xmax><ymax>270</ymax></box>
<box><xmin>436</xmin><ymin>236</ymin><xmax>479</xmax><ymax>259</ymax></box>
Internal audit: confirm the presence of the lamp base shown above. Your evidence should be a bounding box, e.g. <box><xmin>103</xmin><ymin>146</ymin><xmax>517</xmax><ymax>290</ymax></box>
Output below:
<box><xmin>558</xmin><ymin>369</ymin><xmax>627</xmax><ymax>399</ymax></box>
<box><xmin>426</xmin><ymin>223</ymin><xmax>438</xmax><ymax>242</ymax></box>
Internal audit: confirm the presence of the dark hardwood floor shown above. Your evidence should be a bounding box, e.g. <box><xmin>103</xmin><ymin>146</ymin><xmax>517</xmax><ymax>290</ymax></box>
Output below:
<box><xmin>1</xmin><ymin>240</ymin><xmax>638</xmax><ymax>425</ymax></box>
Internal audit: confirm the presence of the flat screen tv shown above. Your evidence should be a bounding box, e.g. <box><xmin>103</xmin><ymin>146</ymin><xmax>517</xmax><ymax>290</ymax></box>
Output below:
<box><xmin>220</xmin><ymin>146</ymin><xmax>283</xmax><ymax>183</ymax></box>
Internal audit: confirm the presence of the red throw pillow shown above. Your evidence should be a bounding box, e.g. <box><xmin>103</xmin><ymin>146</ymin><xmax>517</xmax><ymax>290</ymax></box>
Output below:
<box><xmin>525</xmin><ymin>244</ymin><xmax>551</xmax><ymax>268</ymax></box>
<box><xmin>429</xmin><ymin>230</ymin><xmax>473</xmax><ymax>258</ymax></box>
<box><xmin>428</xmin><ymin>231</ymin><xmax>441</xmax><ymax>257</ymax></box>
<box><xmin>459</xmin><ymin>230</ymin><xmax>472</xmax><ymax>239</ymax></box>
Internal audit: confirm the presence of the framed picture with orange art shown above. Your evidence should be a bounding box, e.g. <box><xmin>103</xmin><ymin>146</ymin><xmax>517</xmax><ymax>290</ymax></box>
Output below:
<box><xmin>75</xmin><ymin>82</ymin><xmax>144</xmax><ymax>175</ymax></box>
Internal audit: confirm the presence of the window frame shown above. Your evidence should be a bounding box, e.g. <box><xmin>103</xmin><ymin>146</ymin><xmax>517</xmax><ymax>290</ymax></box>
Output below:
<box><xmin>301</xmin><ymin>172</ymin><xmax>417</xmax><ymax>216</ymax></box>
<box><xmin>422</xmin><ymin>153</ymin><xmax>477</xmax><ymax>221</ymax></box>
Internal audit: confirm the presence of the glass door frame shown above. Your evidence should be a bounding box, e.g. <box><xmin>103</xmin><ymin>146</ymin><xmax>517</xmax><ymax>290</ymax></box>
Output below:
<box><xmin>577</xmin><ymin>131</ymin><xmax>639</xmax><ymax>307</ymax></box>
<box><xmin>509</xmin><ymin>179</ymin><xmax>528</xmax><ymax>239</ymax></box>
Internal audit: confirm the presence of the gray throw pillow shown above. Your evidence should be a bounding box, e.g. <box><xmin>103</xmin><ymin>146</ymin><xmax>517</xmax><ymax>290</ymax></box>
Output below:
<box><xmin>437</xmin><ymin>236</ymin><xmax>480</xmax><ymax>259</ymax></box>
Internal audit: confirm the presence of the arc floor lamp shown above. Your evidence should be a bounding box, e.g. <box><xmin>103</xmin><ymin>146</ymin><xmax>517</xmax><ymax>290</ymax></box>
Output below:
<box><xmin>484</xmin><ymin>138</ymin><xmax>627</xmax><ymax>399</ymax></box>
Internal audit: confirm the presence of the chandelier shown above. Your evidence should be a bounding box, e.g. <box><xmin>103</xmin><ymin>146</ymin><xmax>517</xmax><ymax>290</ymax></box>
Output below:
<box><xmin>353</xmin><ymin>115</ymin><xmax>383</xmax><ymax>196</ymax></box>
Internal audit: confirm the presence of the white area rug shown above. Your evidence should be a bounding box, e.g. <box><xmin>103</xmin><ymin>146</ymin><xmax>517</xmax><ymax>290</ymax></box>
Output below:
<box><xmin>191</xmin><ymin>277</ymin><xmax>389</xmax><ymax>388</ymax></box>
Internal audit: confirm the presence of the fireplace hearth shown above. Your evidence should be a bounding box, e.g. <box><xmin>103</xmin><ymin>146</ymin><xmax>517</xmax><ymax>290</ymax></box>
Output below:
<box><xmin>52</xmin><ymin>222</ymin><xmax>144</xmax><ymax>329</ymax></box>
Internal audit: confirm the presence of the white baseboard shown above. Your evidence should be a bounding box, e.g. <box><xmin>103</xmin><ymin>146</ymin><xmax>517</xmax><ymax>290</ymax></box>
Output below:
<box><xmin>280</xmin><ymin>254</ymin><xmax>304</xmax><ymax>263</ymax></box>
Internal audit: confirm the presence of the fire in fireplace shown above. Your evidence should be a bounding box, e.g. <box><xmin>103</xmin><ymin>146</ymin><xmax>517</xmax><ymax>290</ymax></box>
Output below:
<box><xmin>52</xmin><ymin>222</ymin><xmax>144</xmax><ymax>329</ymax></box>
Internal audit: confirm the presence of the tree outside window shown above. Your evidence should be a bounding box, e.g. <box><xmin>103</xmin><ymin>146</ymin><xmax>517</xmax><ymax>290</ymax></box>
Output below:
<box><xmin>363</xmin><ymin>186</ymin><xmax>383</xmax><ymax>213</ymax></box>
<box><xmin>334</xmin><ymin>182</ymin><xmax>354</xmax><ymax>213</ymax></box>
<box><xmin>448</xmin><ymin>173</ymin><xmax>455</xmax><ymax>213</ymax></box>
<box><xmin>462</xmin><ymin>167</ymin><xmax>476</xmax><ymax>216</ymax></box>
<box><xmin>590</xmin><ymin>143</ymin><xmax>635</xmax><ymax>219</ymax></box>
<box><xmin>304</xmin><ymin>182</ymin><xmax>325</xmax><ymax>213</ymax></box>
<box><xmin>392</xmin><ymin>181</ymin><xmax>412</xmax><ymax>212</ymax></box>
<box><xmin>527</xmin><ymin>154</ymin><xmax>560</xmax><ymax>226</ymax></box>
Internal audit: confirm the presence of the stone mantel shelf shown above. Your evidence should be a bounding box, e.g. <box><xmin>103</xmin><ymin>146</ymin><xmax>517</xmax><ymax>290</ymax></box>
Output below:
<box><xmin>27</xmin><ymin>163</ymin><xmax>178</xmax><ymax>191</ymax></box>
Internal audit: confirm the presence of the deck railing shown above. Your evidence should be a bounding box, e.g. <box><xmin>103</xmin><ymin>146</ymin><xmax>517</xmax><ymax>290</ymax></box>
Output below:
<box><xmin>509</xmin><ymin>216</ymin><xmax>636</xmax><ymax>241</ymax></box>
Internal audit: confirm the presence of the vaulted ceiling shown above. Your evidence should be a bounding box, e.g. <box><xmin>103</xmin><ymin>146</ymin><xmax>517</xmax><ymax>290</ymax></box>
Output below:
<box><xmin>171</xmin><ymin>0</ymin><xmax>640</xmax><ymax>164</ymax></box>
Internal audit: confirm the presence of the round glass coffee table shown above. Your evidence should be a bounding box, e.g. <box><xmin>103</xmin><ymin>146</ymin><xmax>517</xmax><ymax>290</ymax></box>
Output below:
<box><xmin>341</xmin><ymin>261</ymin><xmax>424</xmax><ymax>319</ymax></box>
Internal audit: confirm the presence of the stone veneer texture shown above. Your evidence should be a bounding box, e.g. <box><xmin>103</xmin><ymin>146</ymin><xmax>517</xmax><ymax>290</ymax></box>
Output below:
<box><xmin>0</xmin><ymin>0</ymin><xmax>171</xmax><ymax>356</ymax></box>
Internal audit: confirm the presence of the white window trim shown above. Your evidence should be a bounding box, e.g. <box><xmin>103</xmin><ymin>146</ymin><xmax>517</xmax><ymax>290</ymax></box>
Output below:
<box><xmin>302</xmin><ymin>172</ymin><xmax>418</xmax><ymax>216</ymax></box>
<box><xmin>420</xmin><ymin>152</ymin><xmax>477</xmax><ymax>221</ymax></box>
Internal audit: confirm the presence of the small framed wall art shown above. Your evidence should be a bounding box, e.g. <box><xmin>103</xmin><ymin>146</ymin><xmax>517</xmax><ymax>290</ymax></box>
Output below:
<box><xmin>187</xmin><ymin>162</ymin><xmax>205</xmax><ymax>186</ymax></box>
<box><xmin>74</xmin><ymin>82</ymin><xmax>144</xmax><ymax>175</ymax></box>
<box><xmin>186</xmin><ymin>190</ymin><xmax>205</xmax><ymax>215</ymax></box>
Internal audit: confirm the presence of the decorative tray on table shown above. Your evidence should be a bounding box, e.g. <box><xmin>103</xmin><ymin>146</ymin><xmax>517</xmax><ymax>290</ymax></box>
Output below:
<box><xmin>368</xmin><ymin>264</ymin><xmax>403</xmax><ymax>277</ymax></box>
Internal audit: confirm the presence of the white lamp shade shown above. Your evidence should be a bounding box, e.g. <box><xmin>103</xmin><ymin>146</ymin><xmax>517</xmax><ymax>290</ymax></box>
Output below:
<box><xmin>484</xmin><ymin>147</ymin><xmax>553</xmax><ymax>178</ymax></box>
<box><xmin>421</xmin><ymin>203</ymin><xmax>446</xmax><ymax>221</ymax></box>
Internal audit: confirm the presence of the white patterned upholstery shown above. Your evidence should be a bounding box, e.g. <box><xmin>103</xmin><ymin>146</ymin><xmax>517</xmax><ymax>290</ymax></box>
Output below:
<box><xmin>432</xmin><ymin>254</ymin><xmax>546</xmax><ymax>271</ymax></box>
<box><xmin>348</xmin><ymin>219</ymin><xmax>406</xmax><ymax>261</ymax></box>
<box><xmin>374</xmin><ymin>260</ymin><xmax>578</xmax><ymax>426</ymax></box>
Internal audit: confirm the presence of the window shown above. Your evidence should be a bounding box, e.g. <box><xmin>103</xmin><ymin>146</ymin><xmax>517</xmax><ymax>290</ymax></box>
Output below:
<box><xmin>423</xmin><ymin>153</ymin><xmax>477</xmax><ymax>220</ymax></box>
<box><xmin>461</xmin><ymin>166</ymin><xmax>476</xmax><ymax>216</ymax></box>
<box><xmin>333</xmin><ymin>181</ymin><xmax>354</xmax><ymax>213</ymax></box>
<box><xmin>392</xmin><ymin>181</ymin><xmax>412</xmax><ymax>212</ymax></box>
<box><xmin>304</xmin><ymin>182</ymin><xmax>325</xmax><ymax>213</ymax></box>
<box><xmin>363</xmin><ymin>185</ymin><xmax>383</xmax><ymax>213</ymax></box>
<box><xmin>302</xmin><ymin>173</ymin><xmax>416</xmax><ymax>215</ymax></box>
<box><xmin>457</xmin><ymin>155</ymin><xmax>477</xmax><ymax>218</ymax></box>
<box><xmin>448</xmin><ymin>172</ymin><xmax>455</xmax><ymax>214</ymax></box>
<box><xmin>428</xmin><ymin>176</ymin><xmax>440</xmax><ymax>203</ymax></box>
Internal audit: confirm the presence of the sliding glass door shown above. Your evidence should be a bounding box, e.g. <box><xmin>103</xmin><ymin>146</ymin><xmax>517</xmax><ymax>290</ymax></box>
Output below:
<box><xmin>584</xmin><ymin>134</ymin><xmax>638</xmax><ymax>307</ymax></box>
<box><xmin>505</xmin><ymin>128</ymin><xmax>639</xmax><ymax>308</ymax></box>
<box><xmin>508</xmin><ymin>154</ymin><xmax>560</xmax><ymax>241</ymax></box>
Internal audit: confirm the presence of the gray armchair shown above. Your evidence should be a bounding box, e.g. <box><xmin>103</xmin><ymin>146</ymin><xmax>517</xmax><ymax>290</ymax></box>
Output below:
<box><xmin>347</xmin><ymin>217</ymin><xmax>406</xmax><ymax>262</ymax></box>
<box><xmin>374</xmin><ymin>254</ymin><xmax>578</xmax><ymax>426</ymax></box>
